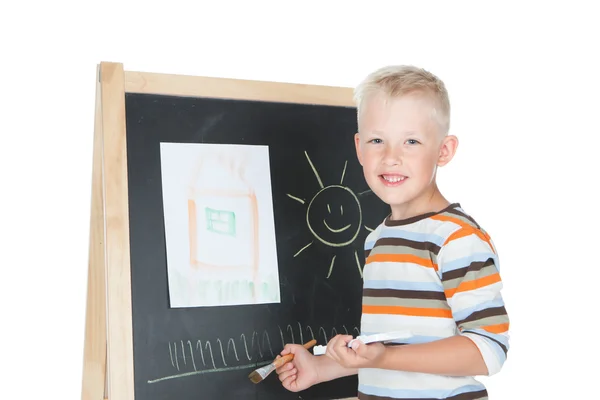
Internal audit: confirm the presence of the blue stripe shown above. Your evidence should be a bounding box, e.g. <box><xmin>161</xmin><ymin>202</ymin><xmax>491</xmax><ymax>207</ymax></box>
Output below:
<box><xmin>359</xmin><ymin>383</ymin><xmax>486</xmax><ymax>398</ymax></box>
<box><xmin>363</xmin><ymin>280</ymin><xmax>444</xmax><ymax>292</ymax></box>
<box><xmin>379</xmin><ymin>228</ymin><xmax>446</xmax><ymax>247</ymax></box>
<box><xmin>441</xmin><ymin>252</ymin><xmax>498</xmax><ymax>273</ymax></box>
<box><xmin>360</xmin><ymin>332</ymin><xmax>444</xmax><ymax>344</ymax></box>
<box><xmin>453</xmin><ymin>298</ymin><xmax>506</xmax><ymax>321</ymax></box>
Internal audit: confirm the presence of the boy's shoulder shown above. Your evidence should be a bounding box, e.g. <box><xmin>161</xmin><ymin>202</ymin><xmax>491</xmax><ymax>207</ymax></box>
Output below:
<box><xmin>364</xmin><ymin>203</ymin><xmax>493</xmax><ymax>251</ymax></box>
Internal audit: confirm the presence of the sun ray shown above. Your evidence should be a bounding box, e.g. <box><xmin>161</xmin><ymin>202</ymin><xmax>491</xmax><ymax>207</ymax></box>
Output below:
<box><xmin>286</xmin><ymin>193</ymin><xmax>305</xmax><ymax>204</ymax></box>
<box><xmin>326</xmin><ymin>255</ymin><xmax>336</xmax><ymax>278</ymax></box>
<box><xmin>340</xmin><ymin>205</ymin><xmax>344</xmax><ymax>215</ymax></box>
<box><xmin>364</xmin><ymin>225</ymin><xmax>374</xmax><ymax>232</ymax></box>
<box><xmin>304</xmin><ymin>151</ymin><xmax>324</xmax><ymax>189</ymax></box>
<box><xmin>340</xmin><ymin>160</ymin><xmax>347</xmax><ymax>184</ymax></box>
<box><xmin>293</xmin><ymin>242</ymin><xmax>313</xmax><ymax>257</ymax></box>
<box><xmin>358</xmin><ymin>189</ymin><xmax>372</xmax><ymax>196</ymax></box>
<box><xmin>354</xmin><ymin>250</ymin><xmax>363</xmax><ymax>278</ymax></box>
<box><xmin>327</xmin><ymin>204</ymin><xmax>331</xmax><ymax>213</ymax></box>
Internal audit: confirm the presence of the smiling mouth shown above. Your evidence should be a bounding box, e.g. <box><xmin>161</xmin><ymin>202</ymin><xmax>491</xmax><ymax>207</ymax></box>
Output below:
<box><xmin>381</xmin><ymin>174</ymin><xmax>407</xmax><ymax>183</ymax></box>
<box><xmin>323</xmin><ymin>220</ymin><xmax>351</xmax><ymax>233</ymax></box>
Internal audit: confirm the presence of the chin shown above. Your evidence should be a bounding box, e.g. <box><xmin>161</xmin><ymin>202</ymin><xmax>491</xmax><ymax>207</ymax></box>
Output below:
<box><xmin>370</xmin><ymin>189</ymin><xmax>407</xmax><ymax>207</ymax></box>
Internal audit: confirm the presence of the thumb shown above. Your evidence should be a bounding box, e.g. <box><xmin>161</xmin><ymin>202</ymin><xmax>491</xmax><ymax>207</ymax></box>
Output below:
<box><xmin>350</xmin><ymin>339</ymin><xmax>367</xmax><ymax>355</ymax></box>
<box><xmin>282</xmin><ymin>343</ymin><xmax>305</xmax><ymax>355</ymax></box>
<box><xmin>280</xmin><ymin>344</ymin><xmax>294</xmax><ymax>356</ymax></box>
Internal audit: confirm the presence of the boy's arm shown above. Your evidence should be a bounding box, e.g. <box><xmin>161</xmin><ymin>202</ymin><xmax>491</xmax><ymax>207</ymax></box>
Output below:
<box><xmin>376</xmin><ymin>335</ymin><xmax>487</xmax><ymax>376</ymax></box>
<box><xmin>316</xmin><ymin>355</ymin><xmax>358</xmax><ymax>383</ymax></box>
<box><xmin>368</xmin><ymin>227</ymin><xmax>509</xmax><ymax>376</ymax></box>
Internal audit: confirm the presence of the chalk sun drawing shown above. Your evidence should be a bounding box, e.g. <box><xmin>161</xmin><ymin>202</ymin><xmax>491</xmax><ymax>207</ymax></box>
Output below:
<box><xmin>147</xmin><ymin>322</ymin><xmax>361</xmax><ymax>384</ymax></box>
<box><xmin>287</xmin><ymin>151</ymin><xmax>373</xmax><ymax>279</ymax></box>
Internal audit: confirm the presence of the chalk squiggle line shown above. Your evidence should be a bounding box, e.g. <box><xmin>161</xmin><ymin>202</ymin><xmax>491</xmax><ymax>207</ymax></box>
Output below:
<box><xmin>157</xmin><ymin>322</ymin><xmax>360</xmax><ymax>383</ymax></box>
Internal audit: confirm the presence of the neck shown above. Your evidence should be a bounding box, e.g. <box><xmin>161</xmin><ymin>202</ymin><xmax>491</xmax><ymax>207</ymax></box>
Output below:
<box><xmin>389</xmin><ymin>184</ymin><xmax>450</xmax><ymax>221</ymax></box>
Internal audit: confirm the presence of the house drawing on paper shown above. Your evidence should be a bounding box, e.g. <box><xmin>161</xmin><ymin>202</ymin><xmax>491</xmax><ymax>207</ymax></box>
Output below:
<box><xmin>187</xmin><ymin>160</ymin><xmax>259</xmax><ymax>273</ymax></box>
<box><xmin>160</xmin><ymin>142</ymin><xmax>280</xmax><ymax>308</ymax></box>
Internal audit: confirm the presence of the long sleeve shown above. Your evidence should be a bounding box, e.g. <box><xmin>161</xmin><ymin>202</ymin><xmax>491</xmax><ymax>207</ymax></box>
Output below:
<box><xmin>437</xmin><ymin>225</ymin><xmax>510</xmax><ymax>376</ymax></box>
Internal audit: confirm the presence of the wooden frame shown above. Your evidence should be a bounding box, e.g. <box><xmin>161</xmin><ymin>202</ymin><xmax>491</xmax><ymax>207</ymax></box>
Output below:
<box><xmin>81</xmin><ymin>62</ymin><xmax>356</xmax><ymax>400</ymax></box>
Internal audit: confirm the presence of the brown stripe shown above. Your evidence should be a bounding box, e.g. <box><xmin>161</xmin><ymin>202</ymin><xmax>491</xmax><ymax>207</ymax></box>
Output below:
<box><xmin>358</xmin><ymin>389</ymin><xmax>488</xmax><ymax>400</ymax></box>
<box><xmin>384</xmin><ymin>203</ymin><xmax>461</xmax><ymax>227</ymax></box>
<box><xmin>457</xmin><ymin>306</ymin><xmax>507</xmax><ymax>325</ymax></box>
<box><xmin>365</xmin><ymin>249</ymin><xmax>371</xmax><ymax>258</ymax></box>
<box><xmin>464</xmin><ymin>330</ymin><xmax>508</xmax><ymax>356</ymax></box>
<box><xmin>363</xmin><ymin>288</ymin><xmax>446</xmax><ymax>300</ymax></box>
<box><xmin>442</xmin><ymin>259</ymin><xmax>494</xmax><ymax>281</ymax></box>
<box><xmin>448</xmin><ymin>389</ymin><xmax>488</xmax><ymax>400</ymax></box>
<box><xmin>445</xmin><ymin>207</ymin><xmax>480</xmax><ymax>229</ymax></box>
<box><xmin>375</xmin><ymin>237</ymin><xmax>441</xmax><ymax>253</ymax></box>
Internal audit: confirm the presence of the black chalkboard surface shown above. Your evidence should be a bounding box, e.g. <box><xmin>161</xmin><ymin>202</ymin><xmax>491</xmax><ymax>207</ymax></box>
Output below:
<box><xmin>81</xmin><ymin>63</ymin><xmax>389</xmax><ymax>400</ymax></box>
<box><xmin>125</xmin><ymin>93</ymin><xmax>388</xmax><ymax>400</ymax></box>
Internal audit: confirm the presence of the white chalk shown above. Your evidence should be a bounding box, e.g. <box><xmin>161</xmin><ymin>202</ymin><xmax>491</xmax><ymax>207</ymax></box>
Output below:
<box><xmin>313</xmin><ymin>345</ymin><xmax>327</xmax><ymax>356</ymax></box>
<box><xmin>312</xmin><ymin>330</ymin><xmax>412</xmax><ymax>355</ymax></box>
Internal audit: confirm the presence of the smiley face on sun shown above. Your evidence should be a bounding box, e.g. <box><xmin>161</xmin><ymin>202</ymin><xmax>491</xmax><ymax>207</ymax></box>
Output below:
<box><xmin>287</xmin><ymin>151</ymin><xmax>373</xmax><ymax>279</ymax></box>
<box><xmin>306</xmin><ymin>185</ymin><xmax>362</xmax><ymax>247</ymax></box>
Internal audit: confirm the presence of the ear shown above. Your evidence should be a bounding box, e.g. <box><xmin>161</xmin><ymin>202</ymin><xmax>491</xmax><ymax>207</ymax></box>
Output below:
<box><xmin>354</xmin><ymin>133</ymin><xmax>363</xmax><ymax>166</ymax></box>
<box><xmin>437</xmin><ymin>134</ymin><xmax>458</xmax><ymax>167</ymax></box>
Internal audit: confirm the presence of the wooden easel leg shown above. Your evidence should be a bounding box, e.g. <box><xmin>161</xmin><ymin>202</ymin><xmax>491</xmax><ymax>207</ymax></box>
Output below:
<box><xmin>101</xmin><ymin>61</ymin><xmax>135</xmax><ymax>400</ymax></box>
<box><xmin>81</xmin><ymin>65</ymin><xmax>108</xmax><ymax>400</ymax></box>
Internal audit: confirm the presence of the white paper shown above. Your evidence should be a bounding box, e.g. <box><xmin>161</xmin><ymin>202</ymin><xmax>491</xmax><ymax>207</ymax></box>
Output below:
<box><xmin>159</xmin><ymin>142</ymin><xmax>280</xmax><ymax>308</ymax></box>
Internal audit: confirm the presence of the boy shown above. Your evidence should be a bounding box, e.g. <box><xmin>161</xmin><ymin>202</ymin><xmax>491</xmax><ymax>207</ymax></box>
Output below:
<box><xmin>275</xmin><ymin>65</ymin><xmax>510</xmax><ymax>399</ymax></box>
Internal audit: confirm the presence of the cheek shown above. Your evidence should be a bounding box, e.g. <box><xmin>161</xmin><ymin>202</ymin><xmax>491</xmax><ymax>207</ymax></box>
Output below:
<box><xmin>415</xmin><ymin>154</ymin><xmax>439</xmax><ymax>177</ymax></box>
<box><xmin>360</xmin><ymin>148</ymin><xmax>380</xmax><ymax>168</ymax></box>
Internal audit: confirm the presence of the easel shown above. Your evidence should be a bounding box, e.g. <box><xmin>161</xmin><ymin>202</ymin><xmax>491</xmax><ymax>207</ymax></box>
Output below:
<box><xmin>81</xmin><ymin>62</ymin><xmax>134</xmax><ymax>400</ymax></box>
<box><xmin>80</xmin><ymin>62</ymin><xmax>357</xmax><ymax>400</ymax></box>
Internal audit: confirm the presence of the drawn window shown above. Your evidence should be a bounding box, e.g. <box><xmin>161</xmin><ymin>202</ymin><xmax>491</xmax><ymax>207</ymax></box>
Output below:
<box><xmin>205</xmin><ymin>207</ymin><xmax>236</xmax><ymax>236</ymax></box>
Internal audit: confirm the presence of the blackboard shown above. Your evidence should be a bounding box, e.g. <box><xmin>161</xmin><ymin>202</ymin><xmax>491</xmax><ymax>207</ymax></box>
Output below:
<box><xmin>81</xmin><ymin>63</ymin><xmax>389</xmax><ymax>400</ymax></box>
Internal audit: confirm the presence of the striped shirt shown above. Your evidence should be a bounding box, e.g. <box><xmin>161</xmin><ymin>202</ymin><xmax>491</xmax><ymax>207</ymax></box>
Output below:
<box><xmin>358</xmin><ymin>203</ymin><xmax>510</xmax><ymax>400</ymax></box>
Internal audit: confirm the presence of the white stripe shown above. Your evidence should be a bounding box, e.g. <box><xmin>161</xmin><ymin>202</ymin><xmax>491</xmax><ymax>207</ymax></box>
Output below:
<box><xmin>359</xmin><ymin>368</ymin><xmax>481</xmax><ymax>390</ymax></box>
<box><xmin>361</xmin><ymin>314</ymin><xmax>457</xmax><ymax>337</ymax></box>
<box><xmin>462</xmin><ymin>332</ymin><xmax>502</xmax><ymax>376</ymax></box>
<box><xmin>363</xmin><ymin>261</ymin><xmax>440</xmax><ymax>283</ymax></box>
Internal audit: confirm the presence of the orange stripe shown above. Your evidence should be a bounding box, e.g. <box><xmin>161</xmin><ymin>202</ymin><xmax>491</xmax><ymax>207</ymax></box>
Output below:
<box><xmin>432</xmin><ymin>214</ymin><xmax>495</xmax><ymax>251</ymax></box>
<box><xmin>362</xmin><ymin>304</ymin><xmax>452</xmax><ymax>318</ymax></box>
<box><xmin>483</xmin><ymin>323</ymin><xmax>509</xmax><ymax>334</ymax></box>
<box><xmin>444</xmin><ymin>228</ymin><xmax>473</xmax><ymax>245</ymax></box>
<box><xmin>366</xmin><ymin>253</ymin><xmax>437</xmax><ymax>270</ymax></box>
<box><xmin>445</xmin><ymin>273</ymin><xmax>501</xmax><ymax>298</ymax></box>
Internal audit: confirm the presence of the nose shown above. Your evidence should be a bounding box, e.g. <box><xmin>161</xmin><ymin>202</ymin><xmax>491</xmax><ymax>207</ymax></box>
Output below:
<box><xmin>382</xmin><ymin>143</ymin><xmax>402</xmax><ymax>166</ymax></box>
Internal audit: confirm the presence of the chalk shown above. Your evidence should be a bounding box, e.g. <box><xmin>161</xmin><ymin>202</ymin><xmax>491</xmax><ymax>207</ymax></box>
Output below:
<box><xmin>312</xmin><ymin>330</ymin><xmax>412</xmax><ymax>355</ymax></box>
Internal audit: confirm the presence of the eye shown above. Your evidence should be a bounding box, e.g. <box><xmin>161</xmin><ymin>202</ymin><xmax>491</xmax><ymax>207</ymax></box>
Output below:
<box><xmin>406</xmin><ymin>139</ymin><xmax>420</xmax><ymax>145</ymax></box>
<box><xmin>368</xmin><ymin>138</ymin><xmax>383</xmax><ymax>144</ymax></box>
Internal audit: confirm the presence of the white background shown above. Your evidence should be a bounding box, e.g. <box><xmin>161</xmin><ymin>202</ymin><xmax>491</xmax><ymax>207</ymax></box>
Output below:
<box><xmin>2</xmin><ymin>1</ymin><xmax>598</xmax><ymax>399</ymax></box>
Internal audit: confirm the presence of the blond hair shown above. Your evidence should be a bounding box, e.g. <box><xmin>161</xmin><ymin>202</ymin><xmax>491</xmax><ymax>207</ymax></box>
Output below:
<box><xmin>353</xmin><ymin>65</ymin><xmax>451</xmax><ymax>134</ymax></box>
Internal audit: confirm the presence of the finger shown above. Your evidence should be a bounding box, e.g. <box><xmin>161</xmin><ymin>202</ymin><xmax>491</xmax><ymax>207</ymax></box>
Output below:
<box><xmin>278</xmin><ymin>367</ymin><xmax>297</xmax><ymax>382</ymax></box>
<box><xmin>326</xmin><ymin>334</ymin><xmax>341</xmax><ymax>346</ymax></box>
<box><xmin>326</xmin><ymin>345</ymin><xmax>341</xmax><ymax>363</ymax></box>
<box><xmin>281</xmin><ymin>373</ymin><xmax>297</xmax><ymax>389</ymax></box>
<box><xmin>352</xmin><ymin>339</ymin><xmax>369</xmax><ymax>356</ymax></box>
<box><xmin>282</xmin><ymin>343</ymin><xmax>306</xmax><ymax>355</ymax></box>
<box><xmin>275</xmin><ymin>361</ymin><xmax>294</xmax><ymax>374</ymax></box>
<box><xmin>339</xmin><ymin>334</ymin><xmax>353</xmax><ymax>344</ymax></box>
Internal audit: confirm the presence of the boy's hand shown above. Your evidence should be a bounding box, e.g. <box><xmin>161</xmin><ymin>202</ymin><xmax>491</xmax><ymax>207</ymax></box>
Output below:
<box><xmin>276</xmin><ymin>343</ymin><xmax>320</xmax><ymax>392</ymax></box>
<box><xmin>325</xmin><ymin>334</ymin><xmax>385</xmax><ymax>369</ymax></box>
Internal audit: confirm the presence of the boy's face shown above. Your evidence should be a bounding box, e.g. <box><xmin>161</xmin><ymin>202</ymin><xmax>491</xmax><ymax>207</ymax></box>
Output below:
<box><xmin>354</xmin><ymin>91</ymin><xmax>457</xmax><ymax>218</ymax></box>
